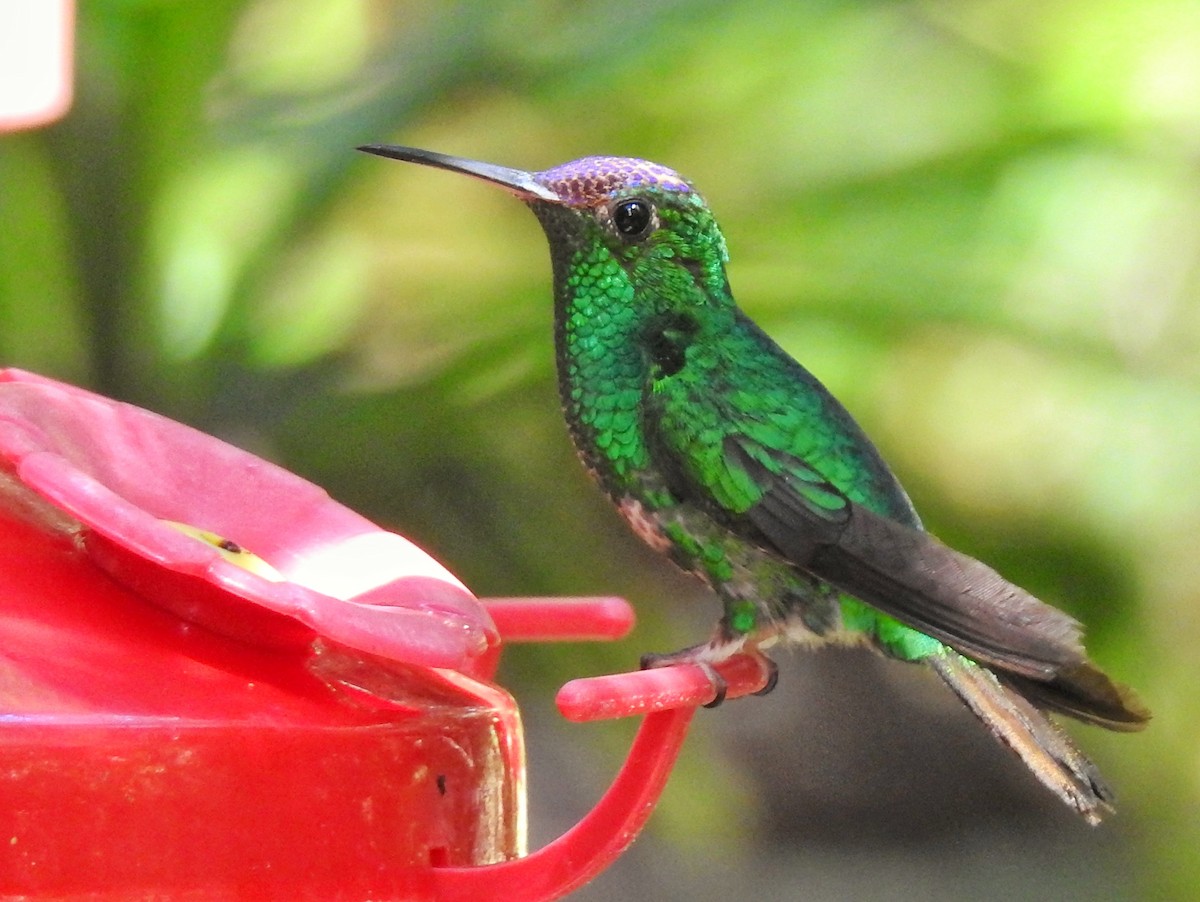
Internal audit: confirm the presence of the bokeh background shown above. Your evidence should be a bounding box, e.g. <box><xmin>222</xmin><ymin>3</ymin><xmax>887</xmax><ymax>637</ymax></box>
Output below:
<box><xmin>2</xmin><ymin>1</ymin><xmax>1198</xmax><ymax>899</ymax></box>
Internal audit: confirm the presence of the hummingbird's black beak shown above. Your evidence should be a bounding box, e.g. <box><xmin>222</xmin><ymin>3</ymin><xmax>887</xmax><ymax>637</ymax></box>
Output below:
<box><xmin>357</xmin><ymin>144</ymin><xmax>560</xmax><ymax>203</ymax></box>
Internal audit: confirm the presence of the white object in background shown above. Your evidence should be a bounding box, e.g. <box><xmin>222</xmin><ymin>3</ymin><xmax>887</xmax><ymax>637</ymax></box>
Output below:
<box><xmin>0</xmin><ymin>0</ymin><xmax>74</xmax><ymax>131</ymax></box>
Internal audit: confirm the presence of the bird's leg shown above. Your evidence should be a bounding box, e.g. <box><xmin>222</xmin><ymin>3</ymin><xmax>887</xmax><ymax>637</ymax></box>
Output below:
<box><xmin>640</xmin><ymin>635</ymin><xmax>737</xmax><ymax>707</ymax></box>
<box><xmin>639</xmin><ymin>622</ymin><xmax>778</xmax><ymax>707</ymax></box>
<box><xmin>639</xmin><ymin>649</ymin><xmax>729</xmax><ymax>708</ymax></box>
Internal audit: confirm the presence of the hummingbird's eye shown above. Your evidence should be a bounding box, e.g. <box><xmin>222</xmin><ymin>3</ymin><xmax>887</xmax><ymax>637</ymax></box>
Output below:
<box><xmin>612</xmin><ymin>199</ymin><xmax>654</xmax><ymax>239</ymax></box>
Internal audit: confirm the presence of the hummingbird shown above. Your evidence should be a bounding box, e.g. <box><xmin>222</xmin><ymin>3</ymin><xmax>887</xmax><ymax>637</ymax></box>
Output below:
<box><xmin>359</xmin><ymin>144</ymin><xmax>1149</xmax><ymax>824</ymax></box>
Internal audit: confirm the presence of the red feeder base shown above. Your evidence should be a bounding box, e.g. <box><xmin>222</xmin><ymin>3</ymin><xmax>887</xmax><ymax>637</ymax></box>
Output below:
<box><xmin>0</xmin><ymin>507</ymin><xmax>524</xmax><ymax>899</ymax></box>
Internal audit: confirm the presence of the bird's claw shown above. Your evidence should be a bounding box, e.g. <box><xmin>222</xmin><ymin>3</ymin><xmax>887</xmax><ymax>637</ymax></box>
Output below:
<box><xmin>638</xmin><ymin>651</ymin><xmax>669</xmax><ymax>671</ymax></box>
<box><xmin>752</xmin><ymin>655</ymin><xmax>779</xmax><ymax>696</ymax></box>
<box><xmin>699</xmin><ymin>662</ymin><xmax>728</xmax><ymax>708</ymax></box>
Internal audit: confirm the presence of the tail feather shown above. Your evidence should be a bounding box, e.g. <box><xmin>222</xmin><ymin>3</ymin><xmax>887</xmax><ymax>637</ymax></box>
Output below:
<box><xmin>929</xmin><ymin>652</ymin><xmax>1115</xmax><ymax>825</ymax></box>
<box><xmin>1003</xmin><ymin>664</ymin><xmax>1150</xmax><ymax>733</ymax></box>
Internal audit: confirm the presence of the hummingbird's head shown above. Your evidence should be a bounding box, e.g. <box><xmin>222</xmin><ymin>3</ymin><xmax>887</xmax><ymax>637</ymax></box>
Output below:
<box><xmin>358</xmin><ymin>145</ymin><xmax>732</xmax><ymax>315</ymax></box>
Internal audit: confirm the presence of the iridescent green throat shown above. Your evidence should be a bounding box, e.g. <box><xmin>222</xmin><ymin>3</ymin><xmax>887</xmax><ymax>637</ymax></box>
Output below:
<box><xmin>532</xmin><ymin>195</ymin><xmax>731</xmax><ymax>494</ymax></box>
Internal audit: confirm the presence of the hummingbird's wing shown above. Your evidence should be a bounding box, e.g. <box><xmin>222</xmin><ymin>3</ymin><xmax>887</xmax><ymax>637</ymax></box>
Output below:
<box><xmin>720</xmin><ymin>436</ymin><xmax>1082</xmax><ymax>674</ymax></box>
<box><xmin>668</xmin><ymin>429</ymin><xmax>1147</xmax><ymax>730</ymax></box>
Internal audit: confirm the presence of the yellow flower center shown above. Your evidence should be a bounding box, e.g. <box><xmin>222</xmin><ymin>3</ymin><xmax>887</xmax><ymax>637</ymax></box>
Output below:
<box><xmin>162</xmin><ymin>520</ymin><xmax>285</xmax><ymax>582</ymax></box>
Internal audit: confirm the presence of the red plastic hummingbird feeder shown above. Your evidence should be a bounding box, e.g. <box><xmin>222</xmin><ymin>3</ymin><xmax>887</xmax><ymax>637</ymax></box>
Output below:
<box><xmin>0</xmin><ymin>369</ymin><xmax>769</xmax><ymax>900</ymax></box>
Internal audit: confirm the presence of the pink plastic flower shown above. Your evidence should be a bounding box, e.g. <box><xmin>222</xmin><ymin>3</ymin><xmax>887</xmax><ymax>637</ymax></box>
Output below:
<box><xmin>0</xmin><ymin>368</ymin><xmax>499</xmax><ymax>677</ymax></box>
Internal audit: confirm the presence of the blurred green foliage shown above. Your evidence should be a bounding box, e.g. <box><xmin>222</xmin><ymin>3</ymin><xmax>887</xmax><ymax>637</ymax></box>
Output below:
<box><xmin>2</xmin><ymin>1</ymin><xmax>1198</xmax><ymax>899</ymax></box>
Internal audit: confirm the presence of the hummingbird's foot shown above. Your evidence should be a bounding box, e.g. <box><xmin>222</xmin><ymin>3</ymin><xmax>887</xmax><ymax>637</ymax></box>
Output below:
<box><xmin>636</xmin><ymin>646</ymin><xmax>776</xmax><ymax>707</ymax></box>
<box><xmin>639</xmin><ymin>648</ymin><xmax>730</xmax><ymax>708</ymax></box>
